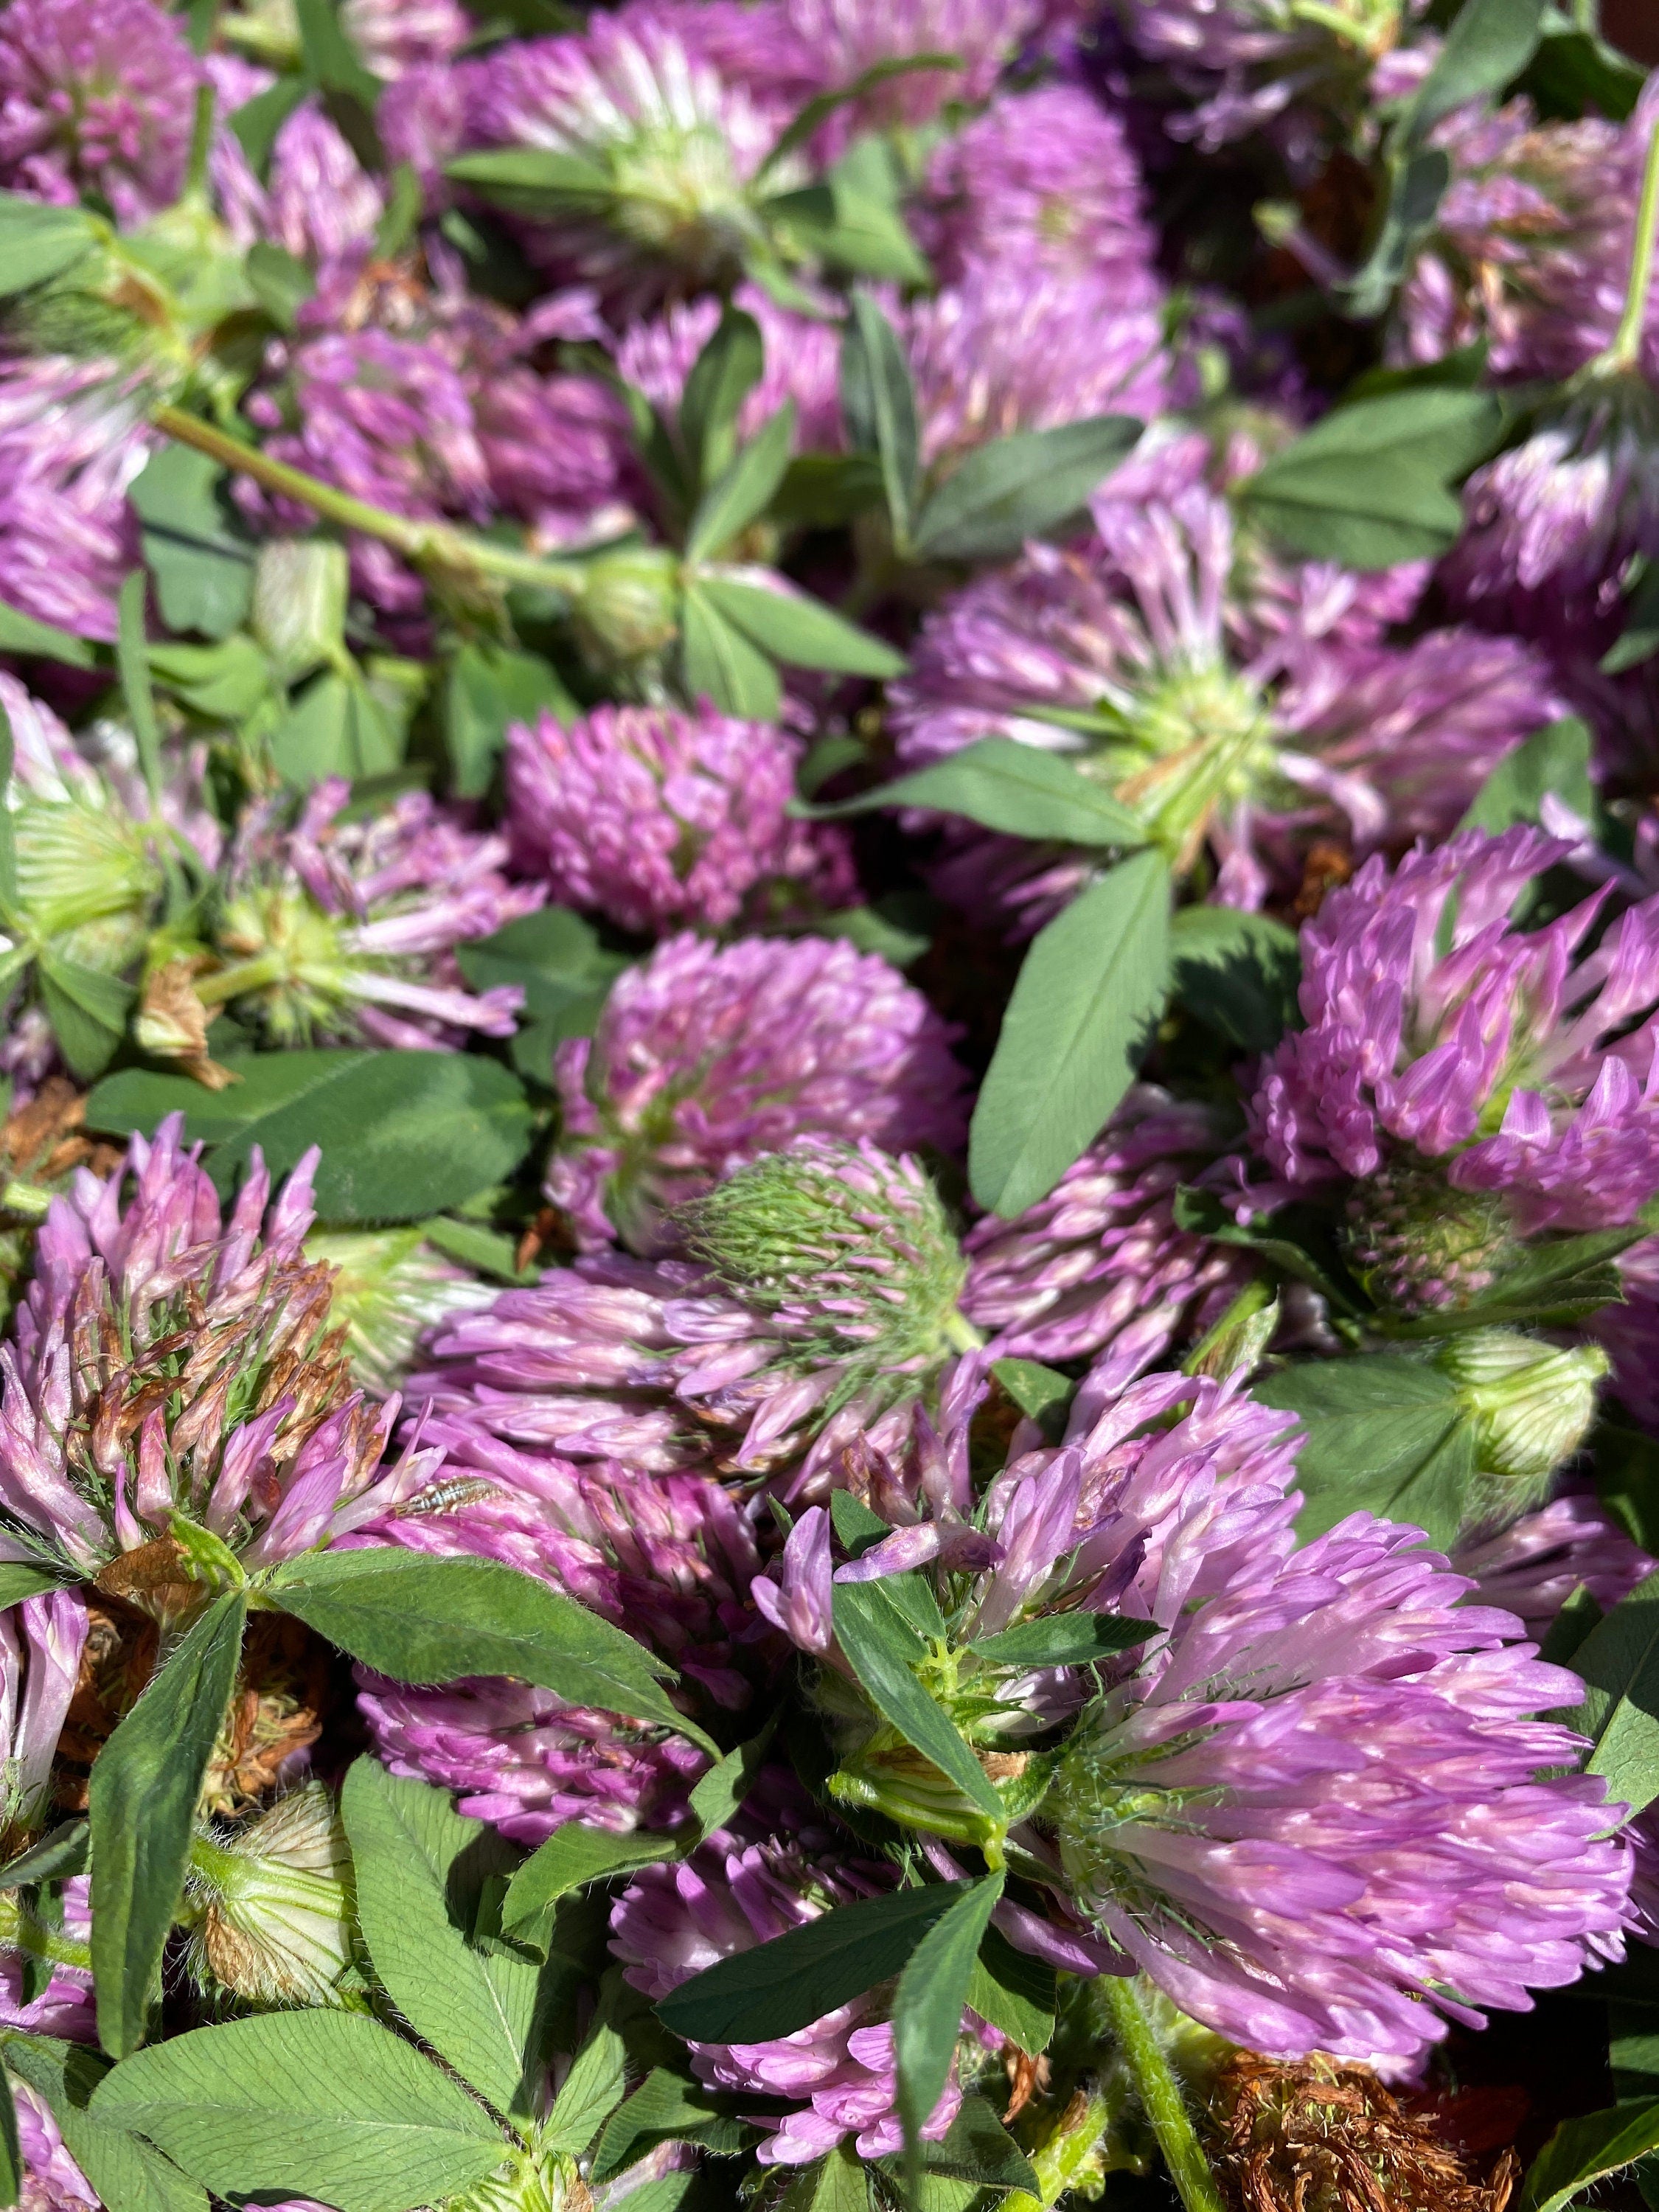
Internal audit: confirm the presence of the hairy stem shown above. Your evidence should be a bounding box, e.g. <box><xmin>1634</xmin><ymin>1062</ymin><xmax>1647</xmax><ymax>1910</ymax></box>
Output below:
<box><xmin>1098</xmin><ymin>1975</ymin><xmax>1225</xmax><ymax>2212</ymax></box>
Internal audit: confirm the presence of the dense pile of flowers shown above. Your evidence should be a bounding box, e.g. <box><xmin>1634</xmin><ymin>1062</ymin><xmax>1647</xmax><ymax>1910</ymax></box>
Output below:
<box><xmin>1</xmin><ymin>2</ymin><xmax>1659</xmax><ymax>2210</ymax></box>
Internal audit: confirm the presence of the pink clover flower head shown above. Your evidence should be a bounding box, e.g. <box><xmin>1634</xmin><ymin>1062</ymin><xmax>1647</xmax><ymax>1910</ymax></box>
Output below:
<box><xmin>264</xmin><ymin>102</ymin><xmax>387</xmax><ymax>267</ymax></box>
<box><xmin>905</xmin><ymin>259</ymin><xmax>1170</xmax><ymax>470</ymax></box>
<box><xmin>0</xmin><ymin>1116</ymin><xmax>444</xmax><ymax>1601</ymax></box>
<box><xmin>1252</xmin><ymin>826</ymin><xmax>1659</xmax><ymax>1308</ymax></box>
<box><xmin>504</xmin><ymin>701</ymin><xmax>855</xmax><ymax>934</ymax></box>
<box><xmin>216</xmin><ymin>778</ymin><xmax>544</xmax><ymax>1051</ymax></box>
<box><xmin>1595</xmin><ymin>1234</ymin><xmax>1659</xmax><ymax>1430</ymax></box>
<box><xmin>1453</xmin><ymin>1486</ymin><xmax>1655</xmax><ymax>1644</ymax></box>
<box><xmin>782</xmin><ymin>0</ymin><xmax>1038</xmax><ymax>139</ymax></box>
<box><xmin>0</xmin><ymin>0</ymin><xmax>202</xmax><ymax>226</ymax></box>
<box><xmin>544</xmin><ymin>931</ymin><xmax>968</xmax><ymax>1255</ymax></box>
<box><xmin>1397</xmin><ymin>86</ymin><xmax>1659</xmax><ymax>385</ymax></box>
<box><xmin>0</xmin><ymin>352</ymin><xmax>149</xmax><ymax>644</ymax></box>
<box><xmin>13</xmin><ymin>2086</ymin><xmax>99</xmax><ymax>2212</ymax></box>
<box><xmin>611</xmin><ymin>1840</ymin><xmax>992</xmax><ymax>2162</ymax></box>
<box><xmin>961</xmin><ymin>1085</ymin><xmax>1255</xmax><ymax>1374</ymax></box>
<box><xmin>410</xmin><ymin>1141</ymin><xmax>981</xmax><ymax>1498</ymax></box>
<box><xmin>888</xmin><ymin>487</ymin><xmax>1554</xmax><ymax>931</ymax></box>
<box><xmin>765</xmin><ymin>1368</ymin><xmax>1632</xmax><ymax>2065</ymax></box>
<box><xmin>459</xmin><ymin>4</ymin><xmax>806</xmax><ymax>312</ymax></box>
<box><xmin>918</xmin><ymin>84</ymin><xmax>1158</xmax><ymax>291</ymax></box>
<box><xmin>341</xmin><ymin>0</ymin><xmax>473</xmax><ymax>78</ymax></box>
<box><xmin>0</xmin><ymin>1593</ymin><xmax>95</xmax><ymax>2042</ymax></box>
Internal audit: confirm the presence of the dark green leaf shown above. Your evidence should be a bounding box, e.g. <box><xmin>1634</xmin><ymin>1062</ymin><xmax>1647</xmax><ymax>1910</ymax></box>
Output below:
<box><xmin>681</xmin><ymin>585</ymin><xmax>782</xmax><ymax>718</ymax></box>
<box><xmin>115</xmin><ymin>571</ymin><xmax>163</xmax><ymax>804</ymax></box>
<box><xmin>86</xmin><ymin>1051</ymin><xmax>534</xmax><ymax>1225</ymax></box>
<box><xmin>816</xmin><ymin>901</ymin><xmax>933</xmax><ymax>969</ymax></box>
<box><xmin>91</xmin><ymin>1592</ymin><xmax>248</xmax><ymax>2059</ymax></box>
<box><xmin>293</xmin><ymin>0</ymin><xmax>380</xmax><ymax>106</ymax></box>
<box><xmin>267</xmin><ymin>1548</ymin><xmax>712</xmax><ymax>1750</ymax></box>
<box><xmin>148</xmin><ymin>638</ymin><xmax>272</xmax><ymax>723</ymax></box>
<box><xmin>775</xmin><ymin>2145</ymin><xmax>869</xmax><ymax>2212</ymax></box>
<box><xmin>1170</xmin><ymin>1187</ymin><xmax>1363</xmax><ymax>1315</ymax></box>
<box><xmin>965</xmin><ymin>1927</ymin><xmax>1054</xmax><ymax>2059</ymax></box>
<box><xmin>1540</xmin><ymin>1586</ymin><xmax>1604</xmax><ymax>1669</ymax></box>
<box><xmin>686</xmin><ymin>403</ymin><xmax>796</xmax><ymax>562</ymax></box>
<box><xmin>1340</xmin><ymin>147</ymin><xmax>1451</xmax><ymax>321</ymax></box>
<box><xmin>0</xmin><ymin>196</ymin><xmax>99</xmax><ymax>296</ymax></box>
<box><xmin>698</xmin><ymin>575</ymin><xmax>905</xmax><ymax>678</ymax></box>
<box><xmin>1597</xmin><ymin>1418</ymin><xmax>1659</xmax><ymax>1556</ymax></box>
<box><xmin>590</xmin><ymin>2068</ymin><xmax>744</xmax><ymax>2182</ymax></box>
<box><xmin>37</xmin><ymin>954</ymin><xmax>136</xmax><ymax>1084</ymax></box>
<box><xmin>444</xmin><ymin>641</ymin><xmax>577</xmax><ymax>800</ymax></box>
<box><xmin>1169</xmin><ymin>905</ymin><xmax>1301</xmax><ymax>1051</ymax></box>
<box><xmin>832</xmin><ymin>1583</ymin><xmax>1003</xmax><ymax>1821</ymax></box>
<box><xmin>686</xmin><ymin>1721</ymin><xmax>779</xmax><ymax>1838</ymax></box>
<box><xmin>680</xmin><ymin>310</ymin><xmax>765</xmax><ymax>488</ymax></box>
<box><xmin>501</xmin><ymin>1828</ymin><xmax>679</xmax><ymax>1940</ymax></box>
<box><xmin>0</xmin><ymin>1567</ymin><xmax>67</xmax><ymax>1613</ymax></box>
<box><xmin>990</xmin><ymin>1358</ymin><xmax>1075</xmax><ymax>1442</ymax></box>
<box><xmin>128</xmin><ymin>450</ymin><xmax>255</xmax><ymax>642</ymax></box>
<box><xmin>1239</xmin><ymin>390</ymin><xmax>1500</xmax><ymax>568</ymax></box>
<box><xmin>229</xmin><ymin>77</ymin><xmax>310</xmax><ymax>176</ymax></box>
<box><xmin>967</xmin><ymin>1615</ymin><xmax>1152</xmax><ymax>1669</ymax></box>
<box><xmin>341</xmin><ymin>1759</ymin><xmax>542</xmax><ymax>2118</ymax></box>
<box><xmin>0</xmin><ymin>1823</ymin><xmax>87</xmax><ymax>1889</ymax></box>
<box><xmin>445</xmin><ymin>148</ymin><xmax>612</xmax><ymax>209</ymax></box>
<box><xmin>773</xmin><ymin>453</ymin><xmax>886</xmax><ymax>530</ymax></box>
<box><xmin>657</xmin><ymin>1883</ymin><xmax>973</xmax><ymax>2045</ymax></box>
<box><xmin>1</xmin><ymin>2034</ymin><xmax>207</xmax><ymax>2212</ymax></box>
<box><xmin>914</xmin><ymin>417</ymin><xmax>1142</xmax><ymax>563</ymax></box>
<box><xmin>1604</xmin><ymin>560</ymin><xmax>1659</xmax><ymax>675</ymax></box>
<box><xmin>245</xmin><ymin>242</ymin><xmax>315</xmax><ymax>331</ymax></box>
<box><xmin>764</xmin><ymin>183</ymin><xmax>930</xmax><ymax>285</ymax></box>
<box><xmin>1557</xmin><ymin>1571</ymin><xmax>1659</xmax><ymax>1818</ymax></box>
<box><xmin>1459</xmin><ymin>716</ymin><xmax>1593</xmax><ymax>832</ymax></box>
<box><xmin>1520</xmin><ymin>2098</ymin><xmax>1659</xmax><ymax>2212</ymax></box>
<box><xmin>841</xmin><ymin>295</ymin><xmax>919</xmax><ymax>546</ymax></box>
<box><xmin>759</xmin><ymin>56</ymin><xmax>958</xmax><ymax>178</ymax></box>
<box><xmin>803</xmin><ymin>736</ymin><xmax>1144</xmax><ymax>848</ymax></box>
<box><xmin>970</xmin><ymin>850</ymin><xmax>1172</xmax><ymax>1217</ymax></box>
<box><xmin>830</xmin><ymin>1492</ymin><xmax>891</xmax><ymax>1559</ymax></box>
<box><xmin>884</xmin><ymin>2096</ymin><xmax>1038</xmax><ymax>2193</ymax></box>
<box><xmin>1400</xmin><ymin>0</ymin><xmax>1545</xmax><ymax>148</ymax></box>
<box><xmin>1254</xmin><ymin>1358</ymin><xmax>1475</xmax><ymax>1549</ymax></box>
<box><xmin>89</xmin><ymin>2012</ymin><xmax>506</xmax><ymax>2212</ymax></box>
<box><xmin>419</xmin><ymin>1217</ymin><xmax>538</xmax><ymax>1287</ymax></box>
<box><xmin>1516</xmin><ymin>23</ymin><xmax>1645</xmax><ymax>122</ymax></box>
<box><xmin>0</xmin><ymin>600</ymin><xmax>96</xmax><ymax>670</ymax></box>
<box><xmin>540</xmin><ymin>2016</ymin><xmax>626</xmax><ymax>2158</ymax></box>
<box><xmin>271</xmin><ymin>672</ymin><xmax>406</xmax><ymax>786</ymax></box>
<box><xmin>374</xmin><ymin>164</ymin><xmax>423</xmax><ymax>259</ymax></box>
<box><xmin>893</xmin><ymin>1874</ymin><xmax>1003</xmax><ymax>2170</ymax></box>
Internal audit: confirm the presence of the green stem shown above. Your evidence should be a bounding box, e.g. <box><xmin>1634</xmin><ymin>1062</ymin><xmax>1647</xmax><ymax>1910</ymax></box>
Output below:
<box><xmin>184</xmin><ymin>83</ymin><xmax>216</xmax><ymax>201</ymax></box>
<box><xmin>0</xmin><ymin>1180</ymin><xmax>52</xmax><ymax>1222</ymax></box>
<box><xmin>150</xmin><ymin>407</ymin><xmax>595</xmax><ymax>597</ymax></box>
<box><xmin>1599</xmin><ymin>114</ymin><xmax>1659</xmax><ymax>373</ymax></box>
<box><xmin>1097</xmin><ymin>1975</ymin><xmax>1225</xmax><ymax>2212</ymax></box>
<box><xmin>192</xmin><ymin>951</ymin><xmax>288</xmax><ymax>1009</ymax></box>
<box><xmin>0</xmin><ymin>1893</ymin><xmax>93</xmax><ymax>1975</ymax></box>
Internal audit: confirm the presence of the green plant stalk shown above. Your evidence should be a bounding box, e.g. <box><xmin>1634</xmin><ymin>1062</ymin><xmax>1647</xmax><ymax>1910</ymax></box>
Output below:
<box><xmin>1098</xmin><ymin>1975</ymin><xmax>1225</xmax><ymax>2212</ymax></box>
<box><xmin>0</xmin><ymin>1891</ymin><xmax>93</xmax><ymax>1974</ymax></box>
<box><xmin>151</xmin><ymin>406</ymin><xmax>599</xmax><ymax>597</ymax></box>
<box><xmin>1602</xmin><ymin>115</ymin><xmax>1659</xmax><ymax>373</ymax></box>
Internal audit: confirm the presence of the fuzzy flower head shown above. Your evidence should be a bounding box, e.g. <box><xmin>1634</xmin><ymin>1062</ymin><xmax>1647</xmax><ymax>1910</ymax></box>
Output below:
<box><xmin>410</xmin><ymin>1146</ymin><xmax>982</xmax><ymax>1498</ymax></box>
<box><xmin>355</xmin><ymin>1450</ymin><xmax>763</xmax><ymax>1839</ymax></box>
<box><xmin>889</xmin><ymin>487</ymin><xmax>1556</xmax><ymax>926</ymax></box>
<box><xmin>504</xmin><ymin>703</ymin><xmax>854</xmax><ymax>935</ymax></box>
<box><xmin>0</xmin><ymin>1116</ymin><xmax>442</xmax><ymax>1615</ymax></box>
<box><xmin>546</xmin><ymin>932</ymin><xmax>967</xmax><ymax>1255</ymax></box>
<box><xmin>304</xmin><ymin>1229</ymin><xmax>496</xmax><ymax>1397</ymax></box>
<box><xmin>208</xmin><ymin>779</ymin><xmax>543</xmax><ymax>1052</ymax></box>
<box><xmin>0</xmin><ymin>0</ymin><xmax>203</xmax><ymax>226</ymax></box>
<box><xmin>183</xmin><ymin>1781</ymin><xmax>356</xmax><ymax>2009</ymax></box>
<box><xmin>341</xmin><ymin>0</ymin><xmax>472</xmax><ymax>77</ymax></box>
<box><xmin>757</xmin><ymin>1368</ymin><xmax>1631</xmax><ymax>2066</ymax></box>
<box><xmin>460</xmin><ymin>7</ymin><xmax>806</xmax><ymax>310</ymax></box>
<box><xmin>1253</xmin><ymin>825</ymin><xmax>1659</xmax><ymax>1314</ymax></box>
<box><xmin>613</xmin><ymin>1839</ymin><xmax>994</xmax><ymax>2163</ymax></box>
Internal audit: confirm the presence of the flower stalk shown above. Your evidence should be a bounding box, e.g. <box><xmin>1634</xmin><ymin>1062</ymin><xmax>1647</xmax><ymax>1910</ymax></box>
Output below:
<box><xmin>1097</xmin><ymin>1975</ymin><xmax>1225</xmax><ymax>2212</ymax></box>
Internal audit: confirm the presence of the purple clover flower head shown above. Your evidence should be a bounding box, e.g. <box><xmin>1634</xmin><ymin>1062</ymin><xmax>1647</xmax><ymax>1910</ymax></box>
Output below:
<box><xmin>783</xmin><ymin>0</ymin><xmax>1037</xmax><ymax>139</ymax></box>
<box><xmin>341</xmin><ymin>0</ymin><xmax>472</xmax><ymax>77</ymax></box>
<box><xmin>504</xmin><ymin>702</ymin><xmax>855</xmax><ymax>934</ymax></box>
<box><xmin>615</xmin><ymin>282</ymin><xmax>844</xmax><ymax>454</ymax></box>
<box><xmin>917</xmin><ymin>84</ymin><xmax>1158</xmax><ymax>291</ymax></box>
<box><xmin>545</xmin><ymin>932</ymin><xmax>968</xmax><ymax>1254</ymax></box>
<box><xmin>0</xmin><ymin>0</ymin><xmax>203</xmax><ymax>226</ymax></box>
<box><xmin>612</xmin><ymin>1840</ymin><xmax>993</xmax><ymax>2162</ymax></box>
<box><xmin>0</xmin><ymin>1593</ymin><xmax>96</xmax><ymax>2045</ymax></box>
<box><xmin>357</xmin><ymin>1677</ymin><xmax>707</xmax><ymax>1846</ymax></box>
<box><xmin>265</xmin><ymin>102</ymin><xmax>387</xmax><ymax>266</ymax></box>
<box><xmin>961</xmin><ymin>1086</ymin><xmax>1255</xmax><ymax>1374</ymax></box>
<box><xmin>764</xmin><ymin>1368</ymin><xmax>1632</xmax><ymax>2065</ymax></box>
<box><xmin>1454</xmin><ymin>1486</ymin><xmax>1655</xmax><ymax>1643</ymax></box>
<box><xmin>0</xmin><ymin>353</ymin><xmax>148</xmax><ymax>643</ymax></box>
<box><xmin>1397</xmin><ymin>88</ymin><xmax>1659</xmax><ymax>384</ymax></box>
<box><xmin>1252</xmin><ymin>826</ymin><xmax>1659</xmax><ymax>1312</ymax></box>
<box><xmin>214</xmin><ymin>778</ymin><xmax>543</xmax><ymax>1051</ymax></box>
<box><xmin>12</xmin><ymin>2087</ymin><xmax>98</xmax><ymax>2212</ymax></box>
<box><xmin>0</xmin><ymin>1116</ymin><xmax>444</xmax><ymax>1610</ymax></box>
<box><xmin>888</xmin><ymin>487</ymin><xmax>1554</xmax><ymax>930</ymax></box>
<box><xmin>905</xmin><ymin>260</ymin><xmax>1170</xmax><ymax>470</ymax></box>
<box><xmin>460</xmin><ymin>4</ymin><xmax>806</xmax><ymax>311</ymax></box>
<box><xmin>412</xmin><ymin>1142</ymin><xmax>982</xmax><ymax>1497</ymax></box>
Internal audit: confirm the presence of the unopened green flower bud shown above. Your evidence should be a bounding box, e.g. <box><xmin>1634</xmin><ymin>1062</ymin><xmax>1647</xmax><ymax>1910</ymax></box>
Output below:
<box><xmin>680</xmin><ymin>1138</ymin><xmax>977</xmax><ymax>1381</ymax></box>
<box><xmin>307</xmin><ymin>1228</ymin><xmax>493</xmax><ymax>1394</ymax></box>
<box><xmin>567</xmin><ymin>546</ymin><xmax>682</xmax><ymax>672</ymax></box>
<box><xmin>185</xmin><ymin>1784</ymin><xmax>355</xmax><ymax>2008</ymax></box>
<box><xmin>1338</xmin><ymin>1158</ymin><xmax>1520</xmax><ymax>1318</ymax></box>
<box><xmin>1428</xmin><ymin>1328</ymin><xmax>1609</xmax><ymax>1526</ymax></box>
<box><xmin>251</xmin><ymin>540</ymin><xmax>350</xmax><ymax>684</ymax></box>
